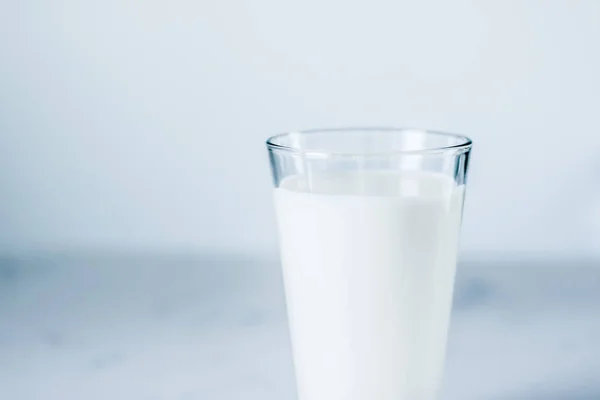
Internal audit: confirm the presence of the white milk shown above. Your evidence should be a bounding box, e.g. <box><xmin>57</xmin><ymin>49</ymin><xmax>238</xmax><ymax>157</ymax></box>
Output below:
<box><xmin>274</xmin><ymin>171</ymin><xmax>465</xmax><ymax>400</ymax></box>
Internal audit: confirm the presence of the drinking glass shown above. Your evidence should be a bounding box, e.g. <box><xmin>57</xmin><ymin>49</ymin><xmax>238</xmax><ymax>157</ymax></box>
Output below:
<box><xmin>266</xmin><ymin>128</ymin><xmax>472</xmax><ymax>400</ymax></box>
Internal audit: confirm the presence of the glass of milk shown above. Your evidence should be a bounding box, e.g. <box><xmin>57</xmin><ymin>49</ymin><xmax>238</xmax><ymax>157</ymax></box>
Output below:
<box><xmin>266</xmin><ymin>128</ymin><xmax>472</xmax><ymax>400</ymax></box>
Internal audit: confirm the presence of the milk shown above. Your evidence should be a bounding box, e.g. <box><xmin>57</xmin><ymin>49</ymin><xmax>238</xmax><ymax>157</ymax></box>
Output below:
<box><xmin>274</xmin><ymin>171</ymin><xmax>465</xmax><ymax>400</ymax></box>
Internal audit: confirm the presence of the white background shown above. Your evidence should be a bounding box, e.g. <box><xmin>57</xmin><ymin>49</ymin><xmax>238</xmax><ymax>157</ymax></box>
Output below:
<box><xmin>1</xmin><ymin>0</ymin><xmax>599</xmax><ymax>258</ymax></box>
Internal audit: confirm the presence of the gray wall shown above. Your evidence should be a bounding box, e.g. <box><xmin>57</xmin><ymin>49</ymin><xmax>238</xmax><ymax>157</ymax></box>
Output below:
<box><xmin>1</xmin><ymin>0</ymin><xmax>599</xmax><ymax>257</ymax></box>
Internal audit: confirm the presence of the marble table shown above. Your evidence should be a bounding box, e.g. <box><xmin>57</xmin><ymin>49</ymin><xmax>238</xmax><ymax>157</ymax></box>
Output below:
<box><xmin>0</xmin><ymin>254</ymin><xmax>599</xmax><ymax>399</ymax></box>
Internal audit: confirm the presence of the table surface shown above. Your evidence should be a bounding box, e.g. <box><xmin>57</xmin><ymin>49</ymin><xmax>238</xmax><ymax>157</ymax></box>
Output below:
<box><xmin>0</xmin><ymin>254</ymin><xmax>599</xmax><ymax>399</ymax></box>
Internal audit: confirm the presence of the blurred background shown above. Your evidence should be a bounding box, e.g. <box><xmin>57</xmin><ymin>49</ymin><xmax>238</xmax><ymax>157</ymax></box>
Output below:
<box><xmin>1</xmin><ymin>1</ymin><xmax>599</xmax><ymax>399</ymax></box>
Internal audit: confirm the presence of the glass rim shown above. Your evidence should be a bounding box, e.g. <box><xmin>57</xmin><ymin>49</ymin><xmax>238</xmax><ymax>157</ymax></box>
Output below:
<box><xmin>266</xmin><ymin>127</ymin><xmax>473</xmax><ymax>157</ymax></box>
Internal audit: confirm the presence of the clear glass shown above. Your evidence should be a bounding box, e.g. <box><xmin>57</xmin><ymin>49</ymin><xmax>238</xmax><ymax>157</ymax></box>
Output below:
<box><xmin>266</xmin><ymin>128</ymin><xmax>472</xmax><ymax>400</ymax></box>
